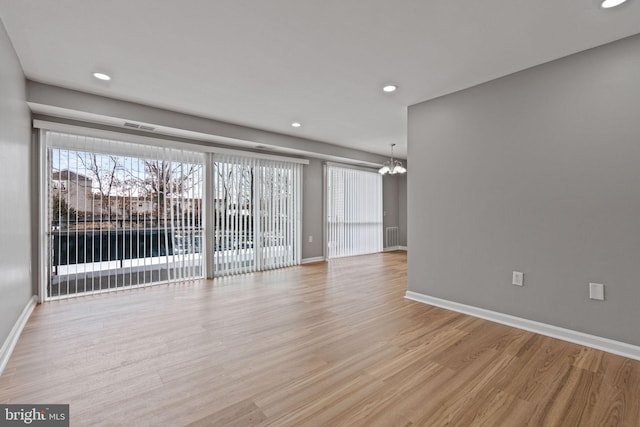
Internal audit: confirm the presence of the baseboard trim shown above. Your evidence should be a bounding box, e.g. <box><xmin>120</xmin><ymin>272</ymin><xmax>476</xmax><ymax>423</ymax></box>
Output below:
<box><xmin>301</xmin><ymin>256</ymin><xmax>325</xmax><ymax>264</ymax></box>
<box><xmin>384</xmin><ymin>246</ymin><xmax>407</xmax><ymax>252</ymax></box>
<box><xmin>405</xmin><ymin>291</ymin><xmax>640</xmax><ymax>361</ymax></box>
<box><xmin>0</xmin><ymin>295</ymin><xmax>37</xmax><ymax>376</ymax></box>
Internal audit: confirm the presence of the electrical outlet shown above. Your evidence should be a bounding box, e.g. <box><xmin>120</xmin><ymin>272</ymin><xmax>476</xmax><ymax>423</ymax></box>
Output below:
<box><xmin>512</xmin><ymin>271</ymin><xmax>524</xmax><ymax>287</ymax></box>
<box><xmin>589</xmin><ymin>283</ymin><xmax>605</xmax><ymax>301</ymax></box>
<box><xmin>308</xmin><ymin>235</ymin><xmax>313</xmax><ymax>243</ymax></box>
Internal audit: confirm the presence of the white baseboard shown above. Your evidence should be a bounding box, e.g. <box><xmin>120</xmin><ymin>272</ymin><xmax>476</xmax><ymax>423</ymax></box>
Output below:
<box><xmin>302</xmin><ymin>256</ymin><xmax>325</xmax><ymax>264</ymax></box>
<box><xmin>0</xmin><ymin>295</ymin><xmax>37</xmax><ymax>376</ymax></box>
<box><xmin>384</xmin><ymin>246</ymin><xmax>407</xmax><ymax>252</ymax></box>
<box><xmin>405</xmin><ymin>291</ymin><xmax>640</xmax><ymax>361</ymax></box>
<box><xmin>398</xmin><ymin>246</ymin><xmax>407</xmax><ymax>251</ymax></box>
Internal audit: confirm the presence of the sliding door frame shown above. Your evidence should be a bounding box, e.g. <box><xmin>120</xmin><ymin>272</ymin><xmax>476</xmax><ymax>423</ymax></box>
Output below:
<box><xmin>41</xmin><ymin>131</ymin><xmax>206</xmax><ymax>299</ymax></box>
<box><xmin>37</xmin><ymin>129</ymin><xmax>49</xmax><ymax>303</ymax></box>
<box><xmin>35</xmin><ymin>121</ymin><xmax>308</xmax><ymax>300</ymax></box>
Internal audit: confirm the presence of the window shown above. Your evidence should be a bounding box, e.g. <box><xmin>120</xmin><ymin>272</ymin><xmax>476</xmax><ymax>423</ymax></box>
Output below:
<box><xmin>213</xmin><ymin>154</ymin><xmax>302</xmax><ymax>276</ymax></box>
<box><xmin>51</xmin><ymin>179</ymin><xmax>67</xmax><ymax>191</ymax></box>
<box><xmin>45</xmin><ymin>131</ymin><xmax>205</xmax><ymax>299</ymax></box>
<box><xmin>325</xmin><ymin>164</ymin><xmax>383</xmax><ymax>258</ymax></box>
<box><xmin>41</xmin><ymin>128</ymin><xmax>305</xmax><ymax>299</ymax></box>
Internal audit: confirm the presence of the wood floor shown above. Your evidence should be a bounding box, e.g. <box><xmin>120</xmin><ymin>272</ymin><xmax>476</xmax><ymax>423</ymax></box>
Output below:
<box><xmin>1</xmin><ymin>252</ymin><xmax>639</xmax><ymax>426</ymax></box>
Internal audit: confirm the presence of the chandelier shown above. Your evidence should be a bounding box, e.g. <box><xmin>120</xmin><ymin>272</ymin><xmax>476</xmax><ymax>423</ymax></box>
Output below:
<box><xmin>378</xmin><ymin>143</ymin><xmax>406</xmax><ymax>175</ymax></box>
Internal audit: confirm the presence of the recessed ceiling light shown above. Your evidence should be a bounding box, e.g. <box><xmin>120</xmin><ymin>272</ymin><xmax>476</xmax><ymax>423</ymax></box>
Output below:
<box><xmin>291</xmin><ymin>122</ymin><xmax>301</xmax><ymax>128</ymax></box>
<box><xmin>383</xmin><ymin>84</ymin><xmax>398</xmax><ymax>93</ymax></box>
<box><xmin>601</xmin><ymin>0</ymin><xmax>628</xmax><ymax>8</ymax></box>
<box><xmin>92</xmin><ymin>72</ymin><xmax>111</xmax><ymax>81</ymax></box>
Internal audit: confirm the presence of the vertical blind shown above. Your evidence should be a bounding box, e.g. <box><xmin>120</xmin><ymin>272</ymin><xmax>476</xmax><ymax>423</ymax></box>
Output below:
<box><xmin>326</xmin><ymin>164</ymin><xmax>383</xmax><ymax>259</ymax></box>
<box><xmin>257</xmin><ymin>158</ymin><xmax>302</xmax><ymax>271</ymax></box>
<box><xmin>213</xmin><ymin>155</ymin><xmax>257</xmax><ymax>275</ymax></box>
<box><xmin>43</xmin><ymin>129</ymin><xmax>305</xmax><ymax>299</ymax></box>
<box><xmin>46</xmin><ymin>131</ymin><xmax>205</xmax><ymax>300</ymax></box>
<box><xmin>213</xmin><ymin>154</ymin><xmax>302</xmax><ymax>276</ymax></box>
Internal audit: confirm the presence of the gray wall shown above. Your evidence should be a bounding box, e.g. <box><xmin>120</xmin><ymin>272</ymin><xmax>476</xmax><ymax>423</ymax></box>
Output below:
<box><xmin>382</xmin><ymin>172</ymin><xmax>408</xmax><ymax>248</ymax></box>
<box><xmin>383</xmin><ymin>175</ymin><xmax>399</xmax><ymax>246</ymax></box>
<box><xmin>408</xmin><ymin>33</ymin><xmax>640</xmax><ymax>346</ymax></box>
<box><xmin>302</xmin><ymin>158</ymin><xmax>324</xmax><ymax>259</ymax></box>
<box><xmin>398</xmin><ymin>173</ymin><xmax>407</xmax><ymax>247</ymax></box>
<box><xmin>0</xmin><ymin>19</ymin><xmax>32</xmax><ymax>348</ymax></box>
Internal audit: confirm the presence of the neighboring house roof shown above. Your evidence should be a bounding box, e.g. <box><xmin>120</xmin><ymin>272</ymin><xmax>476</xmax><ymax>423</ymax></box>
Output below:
<box><xmin>52</xmin><ymin>170</ymin><xmax>92</xmax><ymax>184</ymax></box>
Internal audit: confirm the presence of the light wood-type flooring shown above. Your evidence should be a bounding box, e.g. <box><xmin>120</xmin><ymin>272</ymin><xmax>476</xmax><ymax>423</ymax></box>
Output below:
<box><xmin>1</xmin><ymin>252</ymin><xmax>639</xmax><ymax>426</ymax></box>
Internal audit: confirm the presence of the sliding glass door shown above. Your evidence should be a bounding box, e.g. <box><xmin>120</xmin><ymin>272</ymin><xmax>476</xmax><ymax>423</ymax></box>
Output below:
<box><xmin>213</xmin><ymin>154</ymin><xmax>302</xmax><ymax>276</ymax></box>
<box><xmin>255</xmin><ymin>159</ymin><xmax>302</xmax><ymax>270</ymax></box>
<box><xmin>325</xmin><ymin>164</ymin><xmax>383</xmax><ymax>258</ymax></box>
<box><xmin>45</xmin><ymin>131</ymin><xmax>204</xmax><ymax>299</ymax></box>
<box><xmin>213</xmin><ymin>155</ymin><xmax>256</xmax><ymax>275</ymax></box>
<box><xmin>42</xmin><ymin>130</ymin><xmax>304</xmax><ymax>299</ymax></box>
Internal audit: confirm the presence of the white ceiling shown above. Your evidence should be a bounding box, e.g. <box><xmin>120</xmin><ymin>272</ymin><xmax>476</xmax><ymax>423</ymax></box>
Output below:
<box><xmin>1</xmin><ymin>1</ymin><xmax>639</xmax><ymax>158</ymax></box>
